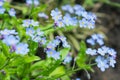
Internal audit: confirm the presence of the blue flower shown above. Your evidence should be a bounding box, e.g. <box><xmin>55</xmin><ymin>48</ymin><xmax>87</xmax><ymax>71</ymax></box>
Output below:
<box><xmin>61</xmin><ymin>5</ymin><xmax>74</xmax><ymax>13</ymax></box>
<box><xmin>46</xmin><ymin>49</ymin><xmax>60</xmax><ymax>60</ymax></box>
<box><xmin>79</xmin><ymin>18</ymin><xmax>88</xmax><ymax>28</ymax></box>
<box><xmin>0</xmin><ymin>29</ymin><xmax>18</xmax><ymax>36</ymax></box>
<box><xmin>51</xmin><ymin>8</ymin><xmax>62</xmax><ymax>21</ymax></box>
<box><xmin>75</xmin><ymin>78</ymin><xmax>81</xmax><ymax>80</ymax></box>
<box><xmin>63</xmin><ymin>14</ymin><xmax>72</xmax><ymax>26</ymax></box>
<box><xmin>26</xmin><ymin>0</ymin><xmax>39</xmax><ymax>6</ymax></box>
<box><xmin>108</xmin><ymin>48</ymin><xmax>117</xmax><ymax>57</ymax></box>
<box><xmin>47</xmin><ymin>42</ymin><xmax>56</xmax><ymax>49</ymax></box>
<box><xmin>108</xmin><ymin>57</ymin><xmax>116</xmax><ymax>67</ymax></box>
<box><xmin>8</xmin><ymin>8</ymin><xmax>16</xmax><ymax>17</ymax></box>
<box><xmin>86</xmin><ymin>48</ymin><xmax>97</xmax><ymax>56</ymax></box>
<box><xmin>95</xmin><ymin>56</ymin><xmax>109</xmax><ymax>72</ymax></box>
<box><xmin>97</xmin><ymin>46</ymin><xmax>109</xmax><ymax>56</ymax></box>
<box><xmin>38</xmin><ymin>12</ymin><xmax>48</xmax><ymax>19</ymax></box>
<box><xmin>31</xmin><ymin>20</ymin><xmax>39</xmax><ymax>26</ymax></box>
<box><xmin>0</xmin><ymin>7</ymin><xmax>5</xmax><ymax>14</ymax></box>
<box><xmin>15</xmin><ymin>43</ymin><xmax>29</xmax><ymax>54</ymax></box>
<box><xmin>32</xmin><ymin>36</ymin><xmax>41</xmax><ymax>42</ymax></box>
<box><xmin>87</xmin><ymin>34</ymin><xmax>104</xmax><ymax>46</ymax></box>
<box><xmin>22</xmin><ymin>19</ymin><xmax>39</xmax><ymax>27</ymax></box>
<box><xmin>63</xmin><ymin>55</ymin><xmax>72</xmax><ymax>64</ymax></box>
<box><xmin>56</xmin><ymin>19</ymin><xmax>65</xmax><ymax>27</ymax></box>
<box><xmin>26</xmin><ymin>27</ymin><xmax>35</xmax><ymax>37</ymax></box>
<box><xmin>0</xmin><ymin>0</ymin><xmax>4</xmax><ymax>6</ymax></box>
<box><xmin>74</xmin><ymin>4</ymin><xmax>85</xmax><ymax>11</ymax></box>
<box><xmin>2</xmin><ymin>35</ymin><xmax>19</xmax><ymax>46</ymax></box>
<box><xmin>39</xmin><ymin>37</ymin><xmax>47</xmax><ymax>45</ymax></box>
<box><xmin>22</xmin><ymin>19</ymin><xmax>31</xmax><ymax>27</ymax></box>
<box><xmin>52</xmin><ymin>39</ymin><xmax>60</xmax><ymax>47</ymax></box>
<box><xmin>36</xmin><ymin>28</ymin><xmax>44</xmax><ymax>36</ymax></box>
<box><xmin>86</xmin><ymin>38</ymin><xmax>95</xmax><ymax>45</ymax></box>
<box><xmin>56</xmin><ymin>36</ymin><xmax>70</xmax><ymax>48</ymax></box>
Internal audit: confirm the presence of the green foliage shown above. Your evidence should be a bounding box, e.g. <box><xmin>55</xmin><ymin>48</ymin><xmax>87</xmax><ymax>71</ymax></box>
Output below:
<box><xmin>76</xmin><ymin>41</ymin><xmax>93</xmax><ymax>71</ymax></box>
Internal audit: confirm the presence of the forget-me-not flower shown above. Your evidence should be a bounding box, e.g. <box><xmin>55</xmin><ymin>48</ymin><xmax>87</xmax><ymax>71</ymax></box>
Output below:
<box><xmin>15</xmin><ymin>43</ymin><xmax>29</xmax><ymax>54</ymax></box>
<box><xmin>8</xmin><ymin>8</ymin><xmax>16</xmax><ymax>17</ymax></box>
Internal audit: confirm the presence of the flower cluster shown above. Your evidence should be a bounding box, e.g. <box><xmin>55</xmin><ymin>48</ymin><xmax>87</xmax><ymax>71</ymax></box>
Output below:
<box><xmin>50</xmin><ymin>4</ymin><xmax>96</xmax><ymax>29</ymax></box>
<box><xmin>0</xmin><ymin>0</ymin><xmax>16</xmax><ymax>16</ymax></box>
<box><xmin>22</xmin><ymin>19</ymin><xmax>47</xmax><ymax>45</ymax></box>
<box><xmin>45</xmin><ymin>36</ymin><xmax>70</xmax><ymax>60</ymax></box>
<box><xmin>86</xmin><ymin>46</ymin><xmax>117</xmax><ymax>72</ymax></box>
<box><xmin>87</xmin><ymin>34</ymin><xmax>104</xmax><ymax>46</ymax></box>
<box><xmin>0</xmin><ymin>29</ymin><xmax>29</xmax><ymax>54</ymax></box>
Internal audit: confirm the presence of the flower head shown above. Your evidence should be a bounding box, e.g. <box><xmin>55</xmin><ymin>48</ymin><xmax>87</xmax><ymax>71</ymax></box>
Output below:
<box><xmin>15</xmin><ymin>43</ymin><xmax>29</xmax><ymax>54</ymax></box>
<box><xmin>0</xmin><ymin>7</ymin><xmax>5</xmax><ymax>14</ymax></box>
<box><xmin>46</xmin><ymin>49</ymin><xmax>60</xmax><ymax>60</ymax></box>
<box><xmin>2</xmin><ymin>35</ymin><xmax>19</xmax><ymax>46</ymax></box>
<box><xmin>86</xmin><ymin>48</ymin><xmax>97</xmax><ymax>56</ymax></box>
<box><xmin>8</xmin><ymin>8</ymin><xmax>16</xmax><ymax>17</ymax></box>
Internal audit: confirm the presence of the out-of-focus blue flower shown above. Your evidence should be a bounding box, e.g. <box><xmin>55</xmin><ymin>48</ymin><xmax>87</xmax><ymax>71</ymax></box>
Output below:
<box><xmin>31</xmin><ymin>20</ymin><xmax>39</xmax><ymax>26</ymax></box>
<box><xmin>38</xmin><ymin>12</ymin><xmax>48</xmax><ymax>19</ymax></box>
<box><xmin>46</xmin><ymin>49</ymin><xmax>60</xmax><ymax>60</ymax></box>
<box><xmin>75</xmin><ymin>78</ymin><xmax>81</xmax><ymax>80</ymax></box>
<box><xmin>36</xmin><ymin>28</ymin><xmax>44</xmax><ymax>36</ymax></box>
<box><xmin>63</xmin><ymin>54</ymin><xmax>72</xmax><ymax>64</ymax></box>
<box><xmin>0</xmin><ymin>0</ymin><xmax>4</xmax><ymax>6</ymax></box>
<box><xmin>26</xmin><ymin>27</ymin><xmax>35</xmax><ymax>37</ymax></box>
<box><xmin>39</xmin><ymin>37</ymin><xmax>47</xmax><ymax>45</ymax></box>
<box><xmin>26</xmin><ymin>0</ymin><xmax>39</xmax><ymax>6</ymax></box>
<box><xmin>47</xmin><ymin>42</ymin><xmax>56</xmax><ymax>49</ymax></box>
<box><xmin>15</xmin><ymin>43</ymin><xmax>29</xmax><ymax>54</ymax></box>
<box><xmin>95</xmin><ymin>56</ymin><xmax>109</xmax><ymax>72</ymax></box>
<box><xmin>63</xmin><ymin>14</ymin><xmax>73</xmax><ymax>26</ymax></box>
<box><xmin>108</xmin><ymin>57</ymin><xmax>116</xmax><ymax>67</ymax></box>
<box><xmin>52</xmin><ymin>39</ymin><xmax>60</xmax><ymax>47</ymax></box>
<box><xmin>2</xmin><ymin>35</ymin><xmax>19</xmax><ymax>46</ymax></box>
<box><xmin>61</xmin><ymin>5</ymin><xmax>74</xmax><ymax>13</ymax></box>
<box><xmin>97</xmin><ymin>46</ymin><xmax>109</xmax><ymax>56</ymax></box>
<box><xmin>51</xmin><ymin>8</ymin><xmax>62</xmax><ymax>21</ymax></box>
<box><xmin>56</xmin><ymin>19</ymin><xmax>65</xmax><ymax>27</ymax></box>
<box><xmin>56</xmin><ymin>36</ymin><xmax>70</xmax><ymax>48</ymax></box>
<box><xmin>0</xmin><ymin>29</ymin><xmax>18</xmax><ymax>36</ymax></box>
<box><xmin>87</xmin><ymin>34</ymin><xmax>104</xmax><ymax>46</ymax></box>
<box><xmin>0</xmin><ymin>7</ymin><xmax>5</xmax><ymax>14</ymax></box>
<box><xmin>8</xmin><ymin>8</ymin><xmax>16</xmax><ymax>17</ymax></box>
<box><xmin>74</xmin><ymin>4</ymin><xmax>85</xmax><ymax>11</ymax></box>
<box><xmin>79</xmin><ymin>18</ymin><xmax>88</xmax><ymax>28</ymax></box>
<box><xmin>86</xmin><ymin>38</ymin><xmax>95</xmax><ymax>45</ymax></box>
<box><xmin>22</xmin><ymin>19</ymin><xmax>31</xmax><ymax>27</ymax></box>
<box><xmin>32</xmin><ymin>36</ymin><xmax>41</xmax><ymax>42</ymax></box>
<box><xmin>86</xmin><ymin>48</ymin><xmax>97</xmax><ymax>56</ymax></box>
<box><xmin>108</xmin><ymin>48</ymin><xmax>117</xmax><ymax>57</ymax></box>
<box><xmin>87</xmin><ymin>20</ymin><xmax>95</xmax><ymax>29</ymax></box>
<box><xmin>22</xmin><ymin>19</ymin><xmax>39</xmax><ymax>27</ymax></box>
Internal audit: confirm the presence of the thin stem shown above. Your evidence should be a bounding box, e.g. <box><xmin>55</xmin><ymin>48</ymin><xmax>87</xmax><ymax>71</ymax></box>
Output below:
<box><xmin>0</xmin><ymin>58</ymin><xmax>10</xmax><ymax>70</ymax></box>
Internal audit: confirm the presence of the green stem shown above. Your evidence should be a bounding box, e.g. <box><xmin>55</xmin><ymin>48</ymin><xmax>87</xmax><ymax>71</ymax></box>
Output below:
<box><xmin>0</xmin><ymin>58</ymin><xmax>10</xmax><ymax>70</ymax></box>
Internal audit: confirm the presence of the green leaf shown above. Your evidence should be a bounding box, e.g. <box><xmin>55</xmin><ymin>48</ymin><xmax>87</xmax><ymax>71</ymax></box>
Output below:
<box><xmin>49</xmin><ymin>66</ymin><xmax>65</xmax><ymax>78</ymax></box>
<box><xmin>76</xmin><ymin>41</ymin><xmax>87</xmax><ymax>68</ymax></box>
<box><xmin>30</xmin><ymin>60</ymin><xmax>46</xmax><ymax>72</ymax></box>
<box><xmin>60</xmin><ymin>48</ymin><xmax>70</xmax><ymax>60</ymax></box>
<box><xmin>24</xmin><ymin>56</ymin><xmax>40</xmax><ymax>63</ymax></box>
<box><xmin>1</xmin><ymin>42</ymin><xmax>10</xmax><ymax>57</ymax></box>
